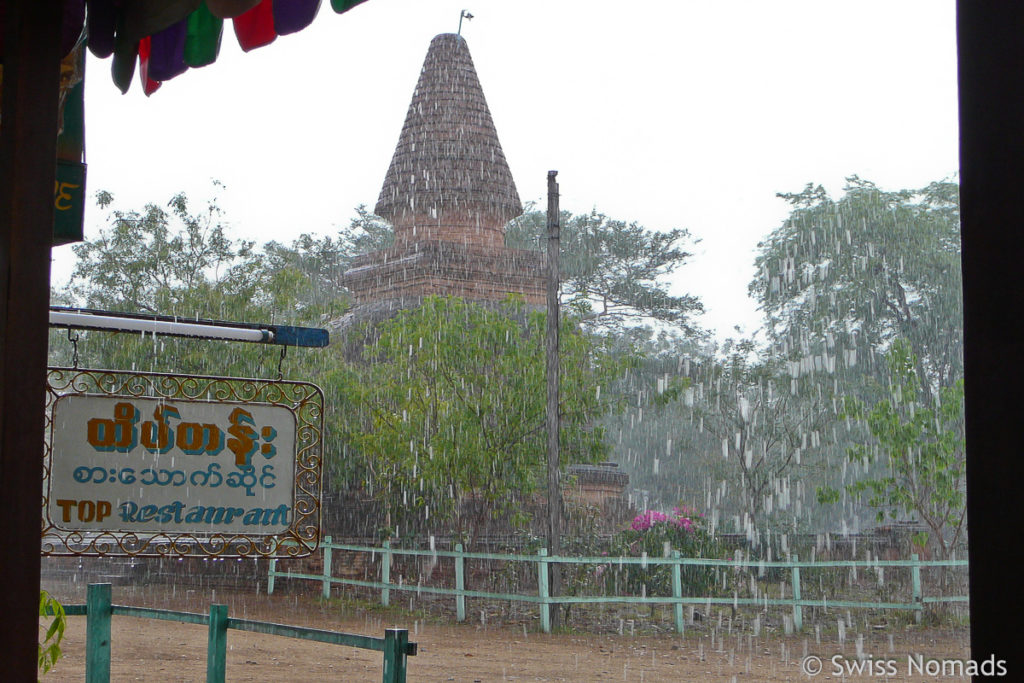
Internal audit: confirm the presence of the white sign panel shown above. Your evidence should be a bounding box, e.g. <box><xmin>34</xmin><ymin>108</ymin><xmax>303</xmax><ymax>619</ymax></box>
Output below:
<box><xmin>49</xmin><ymin>394</ymin><xmax>297</xmax><ymax>535</ymax></box>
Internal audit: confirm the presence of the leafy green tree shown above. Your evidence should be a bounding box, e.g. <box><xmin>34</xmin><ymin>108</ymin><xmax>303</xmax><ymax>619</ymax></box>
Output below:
<box><xmin>506</xmin><ymin>208</ymin><xmax>705</xmax><ymax>335</ymax></box>
<box><xmin>818</xmin><ymin>339</ymin><xmax>966</xmax><ymax>559</ymax></box>
<box><xmin>686</xmin><ymin>341</ymin><xmax>834</xmax><ymax>538</ymax></box>
<box><xmin>262</xmin><ymin>205</ymin><xmax>393</xmax><ymax>311</ymax></box>
<box><xmin>54</xmin><ymin>188</ymin><xmax>333</xmax><ymax>377</ymax></box>
<box><xmin>332</xmin><ymin>295</ymin><xmax>635</xmax><ymax>545</ymax></box>
<box><xmin>326</xmin><ymin>205</ymin><xmax>705</xmax><ymax>336</ymax></box>
<box><xmin>54</xmin><ymin>191</ymin><xmax>654</xmax><ymax>549</ymax></box>
<box><xmin>69</xmin><ymin>188</ymin><xmax>253</xmax><ymax>315</ymax></box>
<box><xmin>749</xmin><ymin>177</ymin><xmax>962</xmax><ymax>402</ymax></box>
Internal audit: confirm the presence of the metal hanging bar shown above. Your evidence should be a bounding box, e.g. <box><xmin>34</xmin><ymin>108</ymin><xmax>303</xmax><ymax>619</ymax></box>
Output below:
<box><xmin>48</xmin><ymin>306</ymin><xmax>329</xmax><ymax>348</ymax></box>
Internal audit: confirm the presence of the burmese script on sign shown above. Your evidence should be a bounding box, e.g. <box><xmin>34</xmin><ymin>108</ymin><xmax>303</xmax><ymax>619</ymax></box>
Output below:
<box><xmin>48</xmin><ymin>394</ymin><xmax>296</xmax><ymax>535</ymax></box>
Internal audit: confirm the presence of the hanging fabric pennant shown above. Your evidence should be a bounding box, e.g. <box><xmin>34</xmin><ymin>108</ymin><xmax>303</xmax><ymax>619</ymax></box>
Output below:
<box><xmin>138</xmin><ymin>37</ymin><xmax>162</xmax><ymax>96</ymax></box>
<box><xmin>233</xmin><ymin>0</ymin><xmax>276</xmax><ymax>52</ymax></box>
<box><xmin>149</xmin><ymin>17</ymin><xmax>189</xmax><ymax>82</ymax></box>
<box><xmin>274</xmin><ymin>0</ymin><xmax>322</xmax><ymax>36</ymax></box>
<box><xmin>76</xmin><ymin>0</ymin><xmax>375</xmax><ymax>93</ymax></box>
<box><xmin>86</xmin><ymin>0</ymin><xmax>117</xmax><ymax>58</ymax></box>
<box><xmin>330</xmin><ymin>0</ymin><xmax>367</xmax><ymax>13</ymax></box>
<box><xmin>184</xmin><ymin>3</ymin><xmax>224</xmax><ymax>68</ymax></box>
<box><xmin>111</xmin><ymin>39</ymin><xmax>139</xmax><ymax>94</ymax></box>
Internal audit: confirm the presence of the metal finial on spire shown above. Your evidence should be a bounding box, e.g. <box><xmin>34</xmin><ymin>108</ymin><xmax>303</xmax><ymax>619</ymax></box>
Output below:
<box><xmin>458</xmin><ymin>9</ymin><xmax>473</xmax><ymax>36</ymax></box>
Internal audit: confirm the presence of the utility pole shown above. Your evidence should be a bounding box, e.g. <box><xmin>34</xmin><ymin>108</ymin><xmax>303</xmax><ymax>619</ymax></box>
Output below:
<box><xmin>545</xmin><ymin>170</ymin><xmax>562</xmax><ymax>628</ymax></box>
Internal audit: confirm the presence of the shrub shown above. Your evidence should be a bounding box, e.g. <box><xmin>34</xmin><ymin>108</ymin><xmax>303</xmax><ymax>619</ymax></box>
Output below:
<box><xmin>606</xmin><ymin>505</ymin><xmax>721</xmax><ymax>597</ymax></box>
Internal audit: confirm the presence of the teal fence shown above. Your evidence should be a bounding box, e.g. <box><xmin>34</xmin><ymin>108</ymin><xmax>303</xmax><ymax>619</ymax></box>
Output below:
<box><xmin>58</xmin><ymin>583</ymin><xmax>417</xmax><ymax>683</ymax></box>
<box><xmin>268</xmin><ymin>537</ymin><xmax>969</xmax><ymax>634</ymax></box>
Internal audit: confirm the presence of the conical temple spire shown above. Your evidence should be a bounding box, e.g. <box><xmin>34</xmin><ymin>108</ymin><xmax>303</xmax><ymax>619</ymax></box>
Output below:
<box><xmin>375</xmin><ymin>33</ymin><xmax>522</xmax><ymax>249</ymax></box>
<box><xmin>340</xmin><ymin>32</ymin><xmax>544</xmax><ymax>318</ymax></box>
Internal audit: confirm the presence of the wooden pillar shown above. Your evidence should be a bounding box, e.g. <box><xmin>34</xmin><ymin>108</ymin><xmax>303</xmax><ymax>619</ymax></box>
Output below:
<box><xmin>0</xmin><ymin>2</ymin><xmax>63</xmax><ymax>678</ymax></box>
<box><xmin>545</xmin><ymin>170</ymin><xmax>562</xmax><ymax>628</ymax></box>
<box><xmin>957</xmin><ymin>1</ymin><xmax>1024</xmax><ymax>671</ymax></box>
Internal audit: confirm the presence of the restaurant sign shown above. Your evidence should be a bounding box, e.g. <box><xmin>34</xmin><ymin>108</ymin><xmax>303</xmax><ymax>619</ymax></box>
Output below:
<box><xmin>42</xmin><ymin>367</ymin><xmax>324</xmax><ymax>558</ymax></box>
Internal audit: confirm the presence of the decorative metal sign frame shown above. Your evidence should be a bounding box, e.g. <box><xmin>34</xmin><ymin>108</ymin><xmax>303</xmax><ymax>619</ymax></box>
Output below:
<box><xmin>42</xmin><ymin>367</ymin><xmax>324</xmax><ymax>558</ymax></box>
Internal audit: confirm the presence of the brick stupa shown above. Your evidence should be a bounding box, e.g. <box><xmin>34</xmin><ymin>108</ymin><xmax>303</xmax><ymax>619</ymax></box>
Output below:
<box><xmin>341</xmin><ymin>33</ymin><xmax>545</xmax><ymax>317</ymax></box>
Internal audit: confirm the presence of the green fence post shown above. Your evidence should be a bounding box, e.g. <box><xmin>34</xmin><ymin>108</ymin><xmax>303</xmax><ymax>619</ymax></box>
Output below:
<box><xmin>383</xmin><ymin>629</ymin><xmax>396</xmax><ymax>683</ymax></box>
<box><xmin>382</xmin><ymin>628</ymin><xmax>409</xmax><ymax>683</ymax></box>
<box><xmin>671</xmin><ymin>551</ymin><xmax>684</xmax><ymax>634</ymax></box>
<box><xmin>911</xmin><ymin>553</ymin><xmax>922</xmax><ymax>624</ymax></box>
<box><xmin>85</xmin><ymin>583</ymin><xmax>111</xmax><ymax>683</ymax></box>
<box><xmin>537</xmin><ymin>548</ymin><xmax>551</xmax><ymax>633</ymax></box>
<box><xmin>792</xmin><ymin>554</ymin><xmax>803</xmax><ymax>632</ymax></box>
<box><xmin>455</xmin><ymin>542</ymin><xmax>466</xmax><ymax>622</ymax></box>
<box><xmin>322</xmin><ymin>535</ymin><xmax>333</xmax><ymax>600</ymax></box>
<box><xmin>267</xmin><ymin>558</ymin><xmax>276</xmax><ymax>595</ymax></box>
<box><xmin>381</xmin><ymin>541</ymin><xmax>392</xmax><ymax>607</ymax></box>
<box><xmin>206</xmin><ymin>604</ymin><xmax>228</xmax><ymax>683</ymax></box>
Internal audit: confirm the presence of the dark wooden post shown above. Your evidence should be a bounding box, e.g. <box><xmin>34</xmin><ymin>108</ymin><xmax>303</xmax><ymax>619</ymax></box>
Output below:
<box><xmin>0</xmin><ymin>2</ymin><xmax>63</xmax><ymax>678</ymax></box>
<box><xmin>545</xmin><ymin>170</ymin><xmax>562</xmax><ymax>627</ymax></box>
<box><xmin>957</xmin><ymin>2</ymin><xmax>1024</xmax><ymax>672</ymax></box>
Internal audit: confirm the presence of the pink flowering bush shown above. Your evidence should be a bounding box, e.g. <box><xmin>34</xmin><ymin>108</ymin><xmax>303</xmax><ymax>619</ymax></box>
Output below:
<box><xmin>630</xmin><ymin>505</ymin><xmax>702</xmax><ymax>533</ymax></box>
<box><xmin>608</xmin><ymin>504</ymin><xmax>721</xmax><ymax>596</ymax></box>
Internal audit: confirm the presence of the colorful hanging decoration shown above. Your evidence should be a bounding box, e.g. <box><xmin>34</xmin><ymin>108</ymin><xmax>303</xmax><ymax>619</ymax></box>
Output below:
<box><xmin>149</xmin><ymin>18</ymin><xmax>189</xmax><ymax>82</ymax></box>
<box><xmin>273</xmin><ymin>0</ymin><xmax>322</xmax><ymax>36</ymax></box>
<box><xmin>233</xmin><ymin>0</ymin><xmax>277</xmax><ymax>52</ymax></box>
<box><xmin>184</xmin><ymin>3</ymin><xmax>225</xmax><ymax>67</ymax></box>
<box><xmin>137</xmin><ymin>37</ymin><xmax>161</xmax><ymax>96</ymax></box>
<box><xmin>0</xmin><ymin>0</ymin><xmax>369</xmax><ymax>96</ymax></box>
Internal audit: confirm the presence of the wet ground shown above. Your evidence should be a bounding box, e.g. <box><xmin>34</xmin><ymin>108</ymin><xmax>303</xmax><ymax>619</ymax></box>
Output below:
<box><xmin>40</xmin><ymin>584</ymin><xmax>971</xmax><ymax>681</ymax></box>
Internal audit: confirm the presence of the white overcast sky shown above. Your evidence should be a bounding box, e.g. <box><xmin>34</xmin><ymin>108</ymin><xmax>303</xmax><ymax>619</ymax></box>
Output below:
<box><xmin>56</xmin><ymin>0</ymin><xmax>959</xmax><ymax>340</ymax></box>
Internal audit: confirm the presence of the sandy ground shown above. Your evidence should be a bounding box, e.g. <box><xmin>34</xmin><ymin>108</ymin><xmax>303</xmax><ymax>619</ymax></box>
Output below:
<box><xmin>40</xmin><ymin>585</ymin><xmax>972</xmax><ymax>682</ymax></box>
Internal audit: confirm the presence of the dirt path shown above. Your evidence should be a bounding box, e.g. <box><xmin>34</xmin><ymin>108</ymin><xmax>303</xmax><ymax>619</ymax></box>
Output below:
<box><xmin>41</xmin><ymin>585</ymin><xmax>971</xmax><ymax>681</ymax></box>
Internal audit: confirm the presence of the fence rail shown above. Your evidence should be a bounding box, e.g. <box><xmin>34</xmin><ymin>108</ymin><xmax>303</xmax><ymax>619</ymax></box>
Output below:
<box><xmin>268</xmin><ymin>537</ymin><xmax>969</xmax><ymax>634</ymax></box>
<box><xmin>57</xmin><ymin>583</ymin><xmax>417</xmax><ymax>683</ymax></box>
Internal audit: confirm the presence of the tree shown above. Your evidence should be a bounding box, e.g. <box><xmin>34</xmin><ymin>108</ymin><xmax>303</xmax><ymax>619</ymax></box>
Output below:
<box><xmin>331</xmin><ymin>295</ymin><xmax>635</xmax><ymax>545</ymax></box>
<box><xmin>749</xmin><ymin>177</ymin><xmax>962</xmax><ymax>402</ymax></box>
<box><xmin>685</xmin><ymin>341</ymin><xmax>835</xmax><ymax>540</ymax></box>
<box><xmin>55</xmin><ymin>188</ymin><xmax>329</xmax><ymax>377</ymax></box>
<box><xmin>506</xmin><ymin>208</ymin><xmax>705</xmax><ymax>336</ymax></box>
<box><xmin>818</xmin><ymin>340</ymin><xmax>966</xmax><ymax>559</ymax></box>
<box><xmin>316</xmin><ymin>205</ymin><xmax>706</xmax><ymax>336</ymax></box>
<box><xmin>69</xmin><ymin>187</ymin><xmax>253</xmax><ymax>315</ymax></box>
<box><xmin>55</xmin><ymin>192</ymin><xmax>648</xmax><ymax>548</ymax></box>
<box><xmin>262</xmin><ymin>205</ymin><xmax>393</xmax><ymax>311</ymax></box>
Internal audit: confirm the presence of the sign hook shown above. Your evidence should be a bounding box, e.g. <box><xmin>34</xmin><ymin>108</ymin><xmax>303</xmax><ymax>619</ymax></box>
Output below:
<box><xmin>67</xmin><ymin>328</ymin><xmax>80</xmax><ymax>368</ymax></box>
<box><xmin>277</xmin><ymin>345</ymin><xmax>287</xmax><ymax>380</ymax></box>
